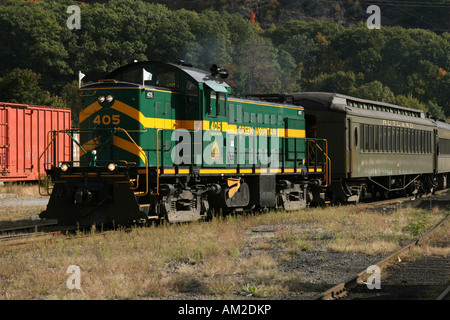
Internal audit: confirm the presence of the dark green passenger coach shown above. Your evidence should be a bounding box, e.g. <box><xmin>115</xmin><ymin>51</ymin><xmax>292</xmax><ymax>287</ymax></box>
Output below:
<box><xmin>288</xmin><ymin>92</ymin><xmax>449</xmax><ymax>202</ymax></box>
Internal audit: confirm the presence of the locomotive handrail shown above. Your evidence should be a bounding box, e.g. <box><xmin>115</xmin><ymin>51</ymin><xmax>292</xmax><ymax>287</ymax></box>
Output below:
<box><xmin>116</xmin><ymin>127</ymin><xmax>149</xmax><ymax>197</ymax></box>
<box><xmin>39</xmin><ymin>128</ymin><xmax>82</xmax><ymax>196</ymax></box>
<box><xmin>38</xmin><ymin>130</ymin><xmax>62</xmax><ymax>196</ymax></box>
<box><xmin>314</xmin><ymin>139</ymin><xmax>331</xmax><ymax>187</ymax></box>
<box><xmin>305</xmin><ymin>138</ymin><xmax>331</xmax><ymax>187</ymax></box>
<box><xmin>152</xmin><ymin>128</ymin><xmax>163</xmax><ymax>196</ymax></box>
<box><xmin>65</xmin><ymin>129</ymin><xmax>88</xmax><ymax>155</ymax></box>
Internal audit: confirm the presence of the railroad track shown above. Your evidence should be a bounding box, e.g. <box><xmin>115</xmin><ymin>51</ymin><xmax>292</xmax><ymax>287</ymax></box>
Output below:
<box><xmin>0</xmin><ymin>221</ymin><xmax>81</xmax><ymax>249</ymax></box>
<box><xmin>0</xmin><ymin>219</ymin><xmax>128</xmax><ymax>250</ymax></box>
<box><xmin>315</xmin><ymin>213</ymin><xmax>449</xmax><ymax>300</ymax></box>
<box><xmin>0</xmin><ymin>221</ymin><xmax>59</xmax><ymax>236</ymax></box>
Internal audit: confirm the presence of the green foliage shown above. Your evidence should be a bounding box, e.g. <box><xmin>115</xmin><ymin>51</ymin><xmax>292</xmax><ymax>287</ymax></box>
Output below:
<box><xmin>0</xmin><ymin>68</ymin><xmax>66</xmax><ymax>107</ymax></box>
<box><xmin>402</xmin><ymin>211</ymin><xmax>432</xmax><ymax>237</ymax></box>
<box><xmin>240</xmin><ymin>283</ymin><xmax>267</xmax><ymax>297</ymax></box>
<box><xmin>0</xmin><ymin>0</ymin><xmax>447</xmax><ymax>118</ymax></box>
<box><xmin>350</xmin><ymin>81</ymin><xmax>395</xmax><ymax>104</ymax></box>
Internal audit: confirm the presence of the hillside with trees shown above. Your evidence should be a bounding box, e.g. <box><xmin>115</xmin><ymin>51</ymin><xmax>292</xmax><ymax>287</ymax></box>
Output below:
<box><xmin>0</xmin><ymin>0</ymin><xmax>448</xmax><ymax>124</ymax></box>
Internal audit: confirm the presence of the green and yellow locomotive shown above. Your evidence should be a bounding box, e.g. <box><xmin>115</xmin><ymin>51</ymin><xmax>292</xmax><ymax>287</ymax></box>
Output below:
<box><xmin>39</xmin><ymin>61</ymin><xmax>329</xmax><ymax>226</ymax></box>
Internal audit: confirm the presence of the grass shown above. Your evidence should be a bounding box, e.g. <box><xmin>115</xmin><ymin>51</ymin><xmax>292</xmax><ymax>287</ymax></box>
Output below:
<box><xmin>0</xmin><ymin>182</ymin><xmax>40</xmax><ymax>197</ymax></box>
<box><xmin>0</xmin><ymin>189</ymin><xmax>448</xmax><ymax>299</ymax></box>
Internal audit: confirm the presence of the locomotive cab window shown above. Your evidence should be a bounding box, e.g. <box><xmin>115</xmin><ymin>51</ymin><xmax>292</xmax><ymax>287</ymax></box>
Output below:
<box><xmin>185</xmin><ymin>79</ymin><xmax>198</xmax><ymax>113</ymax></box>
<box><xmin>122</xmin><ymin>68</ymin><xmax>142</xmax><ymax>84</ymax></box>
<box><xmin>208</xmin><ymin>90</ymin><xmax>226</xmax><ymax>118</ymax></box>
<box><xmin>155</xmin><ymin>67</ymin><xmax>179</xmax><ymax>89</ymax></box>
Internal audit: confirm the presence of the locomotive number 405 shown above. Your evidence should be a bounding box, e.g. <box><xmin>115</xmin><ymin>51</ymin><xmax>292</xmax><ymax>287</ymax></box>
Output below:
<box><xmin>93</xmin><ymin>114</ymin><xmax>120</xmax><ymax>125</ymax></box>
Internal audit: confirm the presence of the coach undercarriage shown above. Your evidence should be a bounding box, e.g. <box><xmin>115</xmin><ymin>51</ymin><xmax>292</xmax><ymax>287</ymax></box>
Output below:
<box><xmin>330</xmin><ymin>173</ymin><xmax>441</xmax><ymax>204</ymax></box>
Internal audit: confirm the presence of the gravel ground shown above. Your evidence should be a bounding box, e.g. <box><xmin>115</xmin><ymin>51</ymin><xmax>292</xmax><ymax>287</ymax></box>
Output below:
<box><xmin>0</xmin><ymin>193</ymin><xmax>48</xmax><ymax>206</ymax></box>
<box><xmin>344</xmin><ymin>255</ymin><xmax>449</xmax><ymax>300</ymax></box>
<box><xmin>166</xmin><ymin>193</ymin><xmax>449</xmax><ymax>302</ymax></box>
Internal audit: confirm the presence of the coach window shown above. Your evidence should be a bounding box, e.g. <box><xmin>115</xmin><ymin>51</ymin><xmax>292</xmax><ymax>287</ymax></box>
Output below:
<box><xmin>369</xmin><ymin>125</ymin><xmax>374</xmax><ymax>152</ymax></box>
<box><xmin>387</xmin><ymin>127</ymin><xmax>391</xmax><ymax>152</ymax></box>
<box><xmin>424</xmin><ymin>132</ymin><xmax>428</xmax><ymax>153</ymax></box>
<box><xmin>415</xmin><ymin>130</ymin><xmax>419</xmax><ymax>153</ymax></box>
<box><xmin>395</xmin><ymin>128</ymin><xmax>400</xmax><ymax>152</ymax></box>
<box><xmin>408</xmin><ymin>130</ymin><xmax>411</xmax><ymax>152</ymax></box>
<box><xmin>413</xmin><ymin>130</ymin><xmax>417</xmax><ymax>153</ymax></box>
<box><xmin>360</xmin><ymin>124</ymin><xmax>364</xmax><ymax>151</ymax></box>
<box><xmin>401</xmin><ymin>128</ymin><xmax>406</xmax><ymax>153</ymax></box>
<box><xmin>374</xmin><ymin>126</ymin><xmax>379</xmax><ymax>151</ymax></box>
<box><xmin>418</xmin><ymin>131</ymin><xmax>422</xmax><ymax>153</ymax></box>
<box><xmin>364</xmin><ymin>124</ymin><xmax>369</xmax><ymax>151</ymax></box>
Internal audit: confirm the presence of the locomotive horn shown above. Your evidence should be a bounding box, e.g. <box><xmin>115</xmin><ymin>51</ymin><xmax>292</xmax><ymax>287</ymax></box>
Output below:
<box><xmin>210</xmin><ymin>64</ymin><xmax>229</xmax><ymax>79</ymax></box>
<box><xmin>219</xmin><ymin>69</ymin><xmax>229</xmax><ymax>79</ymax></box>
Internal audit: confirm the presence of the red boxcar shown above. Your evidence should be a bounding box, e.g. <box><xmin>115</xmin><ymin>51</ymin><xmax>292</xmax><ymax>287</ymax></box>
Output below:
<box><xmin>0</xmin><ymin>102</ymin><xmax>71</xmax><ymax>182</ymax></box>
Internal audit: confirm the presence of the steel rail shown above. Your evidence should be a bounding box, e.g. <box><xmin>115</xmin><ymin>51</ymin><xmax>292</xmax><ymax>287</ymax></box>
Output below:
<box><xmin>0</xmin><ymin>221</ymin><xmax>59</xmax><ymax>236</ymax></box>
<box><xmin>315</xmin><ymin>213</ymin><xmax>449</xmax><ymax>300</ymax></box>
<box><xmin>436</xmin><ymin>285</ymin><xmax>450</xmax><ymax>300</ymax></box>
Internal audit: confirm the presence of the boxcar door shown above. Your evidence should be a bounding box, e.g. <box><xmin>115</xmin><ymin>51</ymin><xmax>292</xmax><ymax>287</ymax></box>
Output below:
<box><xmin>0</xmin><ymin>106</ymin><xmax>8</xmax><ymax>176</ymax></box>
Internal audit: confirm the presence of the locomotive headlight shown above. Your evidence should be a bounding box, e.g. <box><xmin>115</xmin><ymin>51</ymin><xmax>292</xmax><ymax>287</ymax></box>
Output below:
<box><xmin>60</xmin><ymin>163</ymin><xmax>70</xmax><ymax>172</ymax></box>
<box><xmin>98</xmin><ymin>96</ymin><xmax>105</xmax><ymax>103</ymax></box>
<box><xmin>107</xmin><ymin>163</ymin><xmax>117</xmax><ymax>171</ymax></box>
<box><xmin>106</xmin><ymin>95</ymin><xmax>114</xmax><ymax>103</ymax></box>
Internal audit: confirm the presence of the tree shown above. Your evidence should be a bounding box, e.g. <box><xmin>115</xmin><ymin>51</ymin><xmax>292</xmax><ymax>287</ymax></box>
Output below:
<box><xmin>182</xmin><ymin>9</ymin><xmax>232</xmax><ymax>70</ymax></box>
<box><xmin>60</xmin><ymin>80</ymin><xmax>82</xmax><ymax>126</ymax></box>
<box><xmin>306</xmin><ymin>71</ymin><xmax>357</xmax><ymax>94</ymax></box>
<box><xmin>350</xmin><ymin>81</ymin><xmax>395</xmax><ymax>104</ymax></box>
<box><xmin>394</xmin><ymin>94</ymin><xmax>427</xmax><ymax>112</ymax></box>
<box><xmin>231</xmin><ymin>36</ymin><xmax>281</xmax><ymax>96</ymax></box>
<box><xmin>0</xmin><ymin>68</ymin><xmax>65</xmax><ymax>107</ymax></box>
<box><xmin>0</xmin><ymin>1</ymin><xmax>70</xmax><ymax>91</ymax></box>
<box><xmin>427</xmin><ymin>101</ymin><xmax>446</xmax><ymax>120</ymax></box>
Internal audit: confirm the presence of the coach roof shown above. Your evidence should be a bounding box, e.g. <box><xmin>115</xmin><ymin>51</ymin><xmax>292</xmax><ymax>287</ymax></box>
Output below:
<box><xmin>289</xmin><ymin>92</ymin><xmax>434</xmax><ymax>122</ymax></box>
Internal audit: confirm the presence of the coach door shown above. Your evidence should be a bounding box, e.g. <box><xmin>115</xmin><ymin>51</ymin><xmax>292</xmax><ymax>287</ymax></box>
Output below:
<box><xmin>434</xmin><ymin>129</ymin><xmax>439</xmax><ymax>173</ymax></box>
<box><xmin>347</xmin><ymin>118</ymin><xmax>352</xmax><ymax>176</ymax></box>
